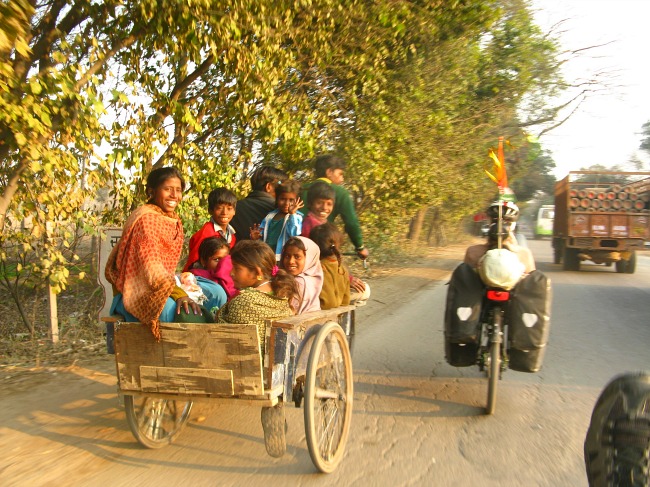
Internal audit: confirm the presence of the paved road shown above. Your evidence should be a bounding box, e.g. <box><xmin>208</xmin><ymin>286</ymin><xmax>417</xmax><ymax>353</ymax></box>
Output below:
<box><xmin>2</xmin><ymin>241</ymin><xmax>649</xmax><ymax>486</ymax></box>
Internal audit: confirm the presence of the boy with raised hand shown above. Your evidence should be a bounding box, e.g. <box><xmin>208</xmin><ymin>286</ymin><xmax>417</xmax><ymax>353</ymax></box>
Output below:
<box><xmin>251</xmin><ymin>180</ymin><xmax>303</xmax><ymax>262</ymax></box>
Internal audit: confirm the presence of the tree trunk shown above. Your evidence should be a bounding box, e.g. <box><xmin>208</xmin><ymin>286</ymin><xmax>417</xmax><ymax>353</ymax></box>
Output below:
<box><xmin>427</xmin><ymin>207</ymin><xmax>446</xmax><ymax>247</ymax></box>
<box><xmin>0</xmin><ymin>161</ymin><xmax>29</xmax><ymax>234</ymax></box>
<box><xmin>407</xmin><ymin>207</ymin><xmax>427</xmax><ymax>241</ymax></box>
<box><xmin>47</xmin><ymin>283</ymin><xmax>59</xmax><ymax>344</ymax></box>
<box><xmin>8</xmin><ymin>286</ymin><xmax>36</xmax><ymax>336</ymax></box>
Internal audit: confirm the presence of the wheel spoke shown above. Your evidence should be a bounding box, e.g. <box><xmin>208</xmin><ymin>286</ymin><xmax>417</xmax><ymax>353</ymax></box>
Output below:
<box><xmin>317</xmin><ymin>399</ymin><xmax>343</xmax><ymax>458</ymax></box>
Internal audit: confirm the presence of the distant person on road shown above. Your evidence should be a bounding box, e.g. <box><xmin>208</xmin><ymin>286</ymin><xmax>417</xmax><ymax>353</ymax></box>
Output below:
<box><xmin>230</xmin><ymin>165</ymin><xmax>289</xmax><ymax>240</ymax></box>
<box><xmin>302</xmin><ymin>154</ymin><xmax>369</xmax><ymax>259</ymax></box>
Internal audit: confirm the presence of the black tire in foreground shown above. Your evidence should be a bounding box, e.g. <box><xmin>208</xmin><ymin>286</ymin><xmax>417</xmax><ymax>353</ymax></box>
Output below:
<box><xmin>626</xmin><ymin>251</ymin><xmax>637</xmax><ymax>274</ymax></box>
<box><xmin>584</xmin><ymin>372</ymin><xmax>650</xmax><ymax>487</ymax></box>
<box><xmin>563</xmin><ymin>247</ymin><xmax>581</xmax><ymax>271</ymax></box>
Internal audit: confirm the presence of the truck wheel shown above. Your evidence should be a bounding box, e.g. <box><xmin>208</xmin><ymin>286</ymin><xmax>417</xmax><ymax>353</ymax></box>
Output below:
<box><xmin>563</xmin><ymin>248</ymin><xmax>580</xmax><ymax>271</ymax></box>
<box><xmin>625</xmin><ymin>251</ymin><xmax>636</xmax><ymax>274</ymax></box>
<box><xmin>615</xmin><ymin>260</ymin><xmax>627</xmax><ymax>273</ymax></box>
<box><xmin>553</xmin><ymin>239</ymin><xmax>563</xmax><ymax>264</ymax></box>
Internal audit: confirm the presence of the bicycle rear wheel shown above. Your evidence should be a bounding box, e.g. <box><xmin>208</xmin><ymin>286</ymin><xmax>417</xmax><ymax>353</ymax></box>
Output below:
<box><xmin>124</xmin><ymin>395</ymin><xmax>192</xmax><ymax>449</ymax></box>
<box><xmin>486</xmin><ymin>341</ymin><xmax>500</xmax><ymax>415</ymax></box>
<box><xmin>304</xmin><ymin>321</ymin><xmax>353</xmax><ymax>473</ymax></box>
<box><xmin>485</xmin><ymin>310</ymin><xmax>502</xmax><ymax>415</ymax></box>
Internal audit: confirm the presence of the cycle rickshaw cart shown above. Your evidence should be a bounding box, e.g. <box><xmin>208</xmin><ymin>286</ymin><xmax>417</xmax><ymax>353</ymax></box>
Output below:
<box><xmin>103</xmin><ymin>305</ymin><xmax>355</xmax><ymax>473</ymax></box>
<box><xmin>97</xmin><ymin>228</ymin><xmax>355</xmax><ymax>472</ymax></box>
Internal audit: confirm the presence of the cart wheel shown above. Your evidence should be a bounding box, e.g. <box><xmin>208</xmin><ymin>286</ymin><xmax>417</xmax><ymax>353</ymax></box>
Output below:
<box><xmin>339</xmin><ymin>310</ymin><xmax>356</xmax><ymax>356</ymax></box>
<box><xmin>304</xmin><ymin>321</ymin><xmax>353</xmax><ymax>473</ymax></box>
<box><xmin>261</xmin><ymin>402</ymin><xmax>287</xmax><ymax>458</ymax></box>
<box><xmin>124</xmin><ymin>395</ymin><xmax>192</xmax><ymax>449</ymax></box>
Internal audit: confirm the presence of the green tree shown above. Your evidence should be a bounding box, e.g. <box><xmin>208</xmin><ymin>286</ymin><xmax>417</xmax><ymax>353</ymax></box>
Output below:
<box><xmin>333</xmin><ymin>0</ymin><xmax>565</xmax><ymax>244</ymax></box>
<box><xmin>0</xmin><ymin>0</ymin><xmax>573</xmax><ymax>335</ymax></box>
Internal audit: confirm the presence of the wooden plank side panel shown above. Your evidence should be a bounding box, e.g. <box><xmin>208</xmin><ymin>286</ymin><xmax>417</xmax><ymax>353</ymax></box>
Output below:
<box><xmin>140</xmin><ymin>366</ymin><xmax>234</xmax><ymax>395</ymax></box>
<box><xmin>115</xmin><ymin>322</ymin><xmax>264</xmax><ymax>396</ymax></box>
<box><xmin>114</xmin><ymin>322</ymin><xmax>165</xmax><ymax>391</ymax></box>
<box><xmin>206</xmin><ymin>324</ymin><xmax>264</xmax><ymax>396</ymax></box>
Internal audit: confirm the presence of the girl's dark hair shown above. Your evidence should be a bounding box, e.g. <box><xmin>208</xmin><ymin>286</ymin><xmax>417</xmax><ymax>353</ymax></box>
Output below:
<box><xmin>276</xmin><ymin>179</ymin><xmax>301</xmax><ymax>199</ymax></box>
<box><xmin>307</xmin><ymin>181</ymin><xmax>335</xmax><ymax>207</ymax></box>
<box><xmin>280</xmin><ymin>236</ymin><xmax>306</xmax><ymax>268</ymax></box>
<box><xmin>146</xmin><ymin>166</ymin><xmax>185</xmax><ymax>195</ymax></box>
<box><xmin>198</xmin><ymin>236</ymin><xmax>229</xmax><ymax>263</ymax></box>
<box><xmin>309</xmin><ymin>222</ymin><xmax>343</xmax><ymax>269</ymax></box>
<box><xmin>208</xmin><ymin>187</ymin><xmax>237</xmax><ymax>211</ymax></box>
<box><xmin>231</xmin><ymin>240</ymin><xmax>299</xmax><ymax>310</ymax></box>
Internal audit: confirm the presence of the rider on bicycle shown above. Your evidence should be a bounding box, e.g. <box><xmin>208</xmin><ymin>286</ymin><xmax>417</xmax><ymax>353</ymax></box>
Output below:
<box><xmin>464</xmin><ymin>201</ymin><xmax>535</xmax><ymax>274</ymax></box>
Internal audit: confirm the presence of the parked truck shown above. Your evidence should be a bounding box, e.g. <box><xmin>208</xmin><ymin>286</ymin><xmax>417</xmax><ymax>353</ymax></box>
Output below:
<box><xmin>552</xmin><ymin>171</ymin><xmax>650</xmax><ymax>273</ymax></box>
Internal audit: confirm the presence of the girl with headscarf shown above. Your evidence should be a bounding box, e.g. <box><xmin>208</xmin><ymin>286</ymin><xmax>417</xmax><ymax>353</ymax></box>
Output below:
<box><xmin>280</xmin><ymin>236</ymin><xmax>323</xmax><ymax>314</ymax></box>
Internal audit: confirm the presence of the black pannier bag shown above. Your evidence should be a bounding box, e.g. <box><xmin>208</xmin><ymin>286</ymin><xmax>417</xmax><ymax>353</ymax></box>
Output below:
<box><xmin>444</xmin><ymin>263</ymin><xmax>483</xmax><ymax>366</ymax></box>
<box><xmin>506</xmin><ymin>270</ymin><xmax>552</xmax><ymax>372</ymax></box>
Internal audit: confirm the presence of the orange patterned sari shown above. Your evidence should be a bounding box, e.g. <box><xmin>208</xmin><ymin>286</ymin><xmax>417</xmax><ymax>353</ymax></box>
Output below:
<box><xmin>105</xmin><ymin>204</ymin><xmax>184</xmax><ymax>339</ymax></box>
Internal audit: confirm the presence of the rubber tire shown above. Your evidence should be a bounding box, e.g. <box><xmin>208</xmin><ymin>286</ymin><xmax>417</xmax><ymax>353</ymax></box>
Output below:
<box><xmin>486</xmin><ymin>338</ymin><xmax>500</xmax><ymax>415</ymax></box>
<box><xmin>584</xmin><ymin>372</ymin><xmax>650</xmax><ymax>487</ymax></box>
<box><xmin>563</xmin><ymin>247</ymin><xmax>580</xmax><ymax>271</ymax></box>
<box><xmin>626</xmin><ymin>251</ymin><xmax>637</xmax><ymax>274</ymax></box>
<box><xmin>261</xmin><ymin>402</ymin><xmax>287</xmax><ymax>458</ymax></box>
<box><xmin>304</xmin><ymin>321</ymin><xmax>353</xmax><ymax>473</ymax></box>
<box><xmin>615</xmin><ymin>259</ymin><xmax>627</xmax><ymax>273</ymax></box>
<box><xmin>339</xmin><ymin>310</ymin><xmax>356</xmax><ymax>357</ymax></box>
<box><xmin>553</xmin><ymin>239</ymin><xmax>563</xmax><ymax>264</ymax></box>
<box><xmin>124</xmin><ymin>395</ymin><xmax>193</xmax><ymax>449</ymax></box>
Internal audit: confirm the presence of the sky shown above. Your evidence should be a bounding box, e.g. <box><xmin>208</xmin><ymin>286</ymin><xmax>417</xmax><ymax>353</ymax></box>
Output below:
<box><xmin>531</xmin><ymin>0</ymin><xmax>650</xmax><ymax>178</ymax></box>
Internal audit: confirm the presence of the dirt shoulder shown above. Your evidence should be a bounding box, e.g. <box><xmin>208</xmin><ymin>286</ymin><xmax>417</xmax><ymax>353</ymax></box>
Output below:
<box><xmin>0</xmin><ymin>241</ymin><xmax>472</xmax><ymax>395</ymax></box>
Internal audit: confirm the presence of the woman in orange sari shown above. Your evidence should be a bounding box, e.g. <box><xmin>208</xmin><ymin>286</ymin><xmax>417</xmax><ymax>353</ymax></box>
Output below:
<box><xmin>105</xmin><ymin>166</ymin><xmax>201</xmax><ymax>339</ymax></box>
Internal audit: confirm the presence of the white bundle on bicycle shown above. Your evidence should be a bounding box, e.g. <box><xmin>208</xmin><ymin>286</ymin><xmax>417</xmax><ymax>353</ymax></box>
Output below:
<box><xmin>478</xmin><ymin>248</ymin><xmax>525</xmax><ymax>290</ymax></box>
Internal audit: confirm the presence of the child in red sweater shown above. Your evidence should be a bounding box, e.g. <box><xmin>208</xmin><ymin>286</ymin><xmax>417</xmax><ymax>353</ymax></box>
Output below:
<box><xmin>183</xmin><ymin>188</ymin><xmax>238</xmax><ymax>299</ymax></box>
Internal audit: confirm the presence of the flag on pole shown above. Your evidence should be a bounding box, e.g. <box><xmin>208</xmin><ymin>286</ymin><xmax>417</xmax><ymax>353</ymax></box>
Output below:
<box><xmin>485</xmin><ymin>136</ymin><xmax>516</xmax><ymax>202</ymax></box>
